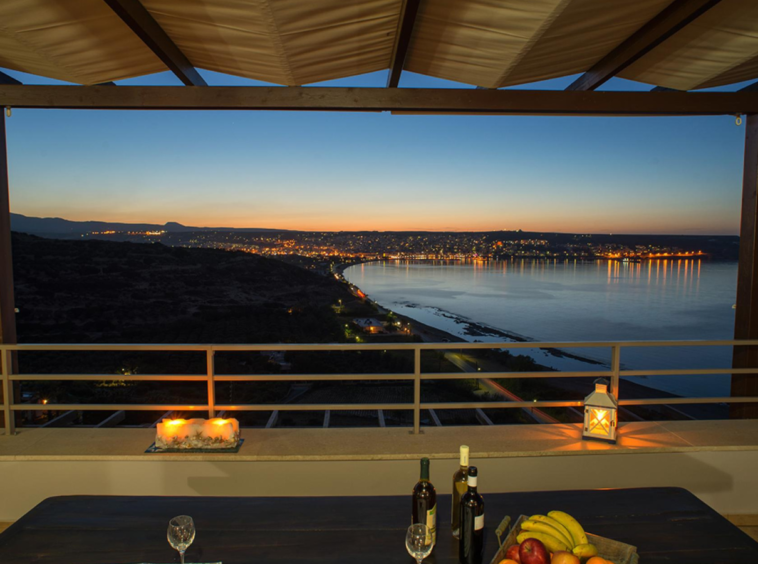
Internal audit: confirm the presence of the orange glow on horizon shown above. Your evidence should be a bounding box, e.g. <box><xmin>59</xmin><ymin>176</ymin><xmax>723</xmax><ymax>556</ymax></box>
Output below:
<box><xmin>17</xmin><ymin>207</ymin><xmax>739</xmax><ymax>236</ymax></box>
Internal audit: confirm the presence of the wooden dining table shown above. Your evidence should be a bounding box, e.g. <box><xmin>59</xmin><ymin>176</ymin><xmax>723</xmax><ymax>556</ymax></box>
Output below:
<box><xmin>0</xmin><ymin>487</ymin><xmax>756</xmax><ymax>563</ymax></box>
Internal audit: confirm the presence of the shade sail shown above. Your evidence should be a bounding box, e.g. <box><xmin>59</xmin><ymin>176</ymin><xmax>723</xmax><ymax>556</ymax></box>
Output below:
<box><xmin>0</xmin><ymin>0</ymin><xmax>757</xmax><ymax>90</ymax></box>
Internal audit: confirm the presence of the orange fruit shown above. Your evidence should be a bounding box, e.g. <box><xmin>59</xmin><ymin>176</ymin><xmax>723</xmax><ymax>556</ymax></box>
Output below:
<box><xmin>498</xmin><ymin>560</ymin><xmax>519</xmax><ymax>564</ymax></box>
<box><xmin>586</xmin><ymin>558</ymin><xmax>607</xmax><ymax>564</ymax></box>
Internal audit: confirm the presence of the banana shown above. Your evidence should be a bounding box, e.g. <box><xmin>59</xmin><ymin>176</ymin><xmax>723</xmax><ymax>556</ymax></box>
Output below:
<box><xmin>548</xmin><ymin>511</ymin><xmax>589</xmax><ymax>547</ymax></box>
<box><xmin>516</xmin><ymin>531</ymin><xmax>570</xmax><ymax>554</ymax></box>
<box><xmin>520</xmin><ymin>520</ymin><xmax>574</xmax><ymax>549</ymax></box>
<box><xmin>528</xmin><ymin>515</ymin><xmax>576</xmax><ymax>548</ymax></box>
<box><xmin>572</xmin><ymin>543</ymin><xmax>599</xmax><ymax>560</ymax></box>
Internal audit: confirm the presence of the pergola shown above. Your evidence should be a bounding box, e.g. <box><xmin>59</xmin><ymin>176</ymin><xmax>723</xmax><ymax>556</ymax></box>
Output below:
<box><xmin>1</xmin><ymin>0</ymin><xmax>758</xmax><ymax>417</ymax></box>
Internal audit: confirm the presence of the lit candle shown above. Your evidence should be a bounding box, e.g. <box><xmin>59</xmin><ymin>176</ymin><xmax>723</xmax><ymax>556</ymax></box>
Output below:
<box><xmin>155</xmin><ymin>417</ymin><xmax>240</xmax><ymax>449</ymax></box>
<box><xmin>156</xmin><ymin>418</ymin><xmax>188</xmax><ymax>447</ymax></box>
<box><xmin>205</xmin><ymin>418</ymin><xmax>234</xmax><ymax>441</ymax></box>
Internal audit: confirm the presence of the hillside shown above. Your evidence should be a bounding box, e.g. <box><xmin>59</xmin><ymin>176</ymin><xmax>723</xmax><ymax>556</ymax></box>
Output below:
<box><xmin>11</xmin><ymin>233</ymin><xmax>353</xmax><ymax>344</ymax></box>
<box><xmin>9</xmin><ymin>212</ymin><xmax>285</xmax><ymax>236</ymax></box>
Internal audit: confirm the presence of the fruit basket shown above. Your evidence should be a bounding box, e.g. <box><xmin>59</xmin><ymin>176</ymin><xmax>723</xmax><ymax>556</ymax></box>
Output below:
<box><xmin>490</xmin><ymin>515</ymin><xmax>639</xmax><ymax>564</ymax></box>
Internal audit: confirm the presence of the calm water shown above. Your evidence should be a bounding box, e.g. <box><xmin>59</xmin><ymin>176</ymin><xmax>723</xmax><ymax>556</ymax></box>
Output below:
<box><xmin>344</xmin><ymin>259</ymin><xmax>739</xmax><ymax>397</ymax></box>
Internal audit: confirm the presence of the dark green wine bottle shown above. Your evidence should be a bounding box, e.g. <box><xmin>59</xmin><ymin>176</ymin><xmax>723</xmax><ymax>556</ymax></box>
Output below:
<box><xmin>411</xmin><ymin>457</ymin><xmax>437</xmax><ymax>546</ymax></box>
<box><xmin>459</xmin><ymin>466</ymin><xmax>484</xmax><ymax>564</ymax></box>
<box><xmin>452</xmin><ymin>445</ymin><xmax>470</xmax><ymax>538</ymax></box>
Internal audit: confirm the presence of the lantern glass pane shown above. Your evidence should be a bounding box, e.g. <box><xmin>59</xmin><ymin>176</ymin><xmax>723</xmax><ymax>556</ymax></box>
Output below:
<box><xmin>588</xmin><ymin>408</ymin><xmax>611</xmax><ymax>437</ymax></box>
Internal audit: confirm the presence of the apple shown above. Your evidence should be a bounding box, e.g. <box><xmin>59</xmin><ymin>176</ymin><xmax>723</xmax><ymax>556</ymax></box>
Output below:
<box><xmin>551</xmin><ymin>551</ymin><xmax>580</xmax><ymax>564</ymax></box>
<box><xmin>505</xmin><ymin>544</ymin><xmax>521</xmax><ymax>563</ymax></box>
<box><xmin>519</xmin><ymin>538</ymin><xmax>550</xmax><ymax>564</ymax></box>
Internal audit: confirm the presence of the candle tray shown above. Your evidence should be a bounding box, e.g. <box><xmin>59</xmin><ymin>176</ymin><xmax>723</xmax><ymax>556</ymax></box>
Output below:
<box><xmin>490</xmin><ymin>514</ymin><xmax>639</xmax><ymax>564</ymax></box>
<box><xmin>145</xmin><ymin>438</ymin><xmax>245</xmax><ymax>453</ymax></box>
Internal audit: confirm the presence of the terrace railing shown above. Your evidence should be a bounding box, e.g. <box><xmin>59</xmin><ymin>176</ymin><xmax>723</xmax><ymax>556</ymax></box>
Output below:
<box><xmin>2</xmin><ymin>340</ymin><xmax>758</xmax><ymax>435</ymax></box>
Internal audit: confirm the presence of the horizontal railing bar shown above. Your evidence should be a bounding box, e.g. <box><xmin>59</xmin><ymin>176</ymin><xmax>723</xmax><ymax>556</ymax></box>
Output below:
<box><xmin>8</xmin><ymin>368</ymin><xmax>756</xmax><ymax>383</ymax></box>
<box><xmin>422</xmin><ymin>401</ymin><xmax>585</xmax><ymax>409</ymax></box>
<box><xmin>215</xmin><ymin>404</ymin><xmax>413</xmax><ymax>411</ymax></box>
<box><xmin>420</xmin><ymin>371</ymin><xmax>613</xmax><ymax>380</ymax></box>
<box><xmin>10</xmin><ymin>374</ymin><xmax>207</xmax><ymax>381</ymax></box>
<box><xmin>13</xmin><ymin>396</ymin><xmax>758</xmax><ymax>412</ymax></box>
<box><xmin>619</xmin><ymin>396</ymin><xmax>758</xmax><ymax>406</ymax></box>
<box><xmin>12</xmin><ymin>404</ymin><xmax>210</xmax><ymax>411</ymax></box>
<box><xmin>215</xmin><ymin>373</ymin><xmax>415</xmax><ymax>382</ymax></box>
<box><xmin>614</xmin><ymin>340</ymin><xmax>758</xmax><ymax>348</ymax></box>
<box><xmin>0</xmin><ymin>344</ymin><xmax>211</xmax><ymax>352</ymax></box>
<box><xmin>211</xmin><ymin>343</ymin><xmax>422</xmax><ymax>351</ymax></box>
<box><xmin>620</xmin><ymin>368</ymin><xmax>758</xmax><ymax>376</ymax></box>
<box><xmin>4</xmin><ymin>339</ymin><xmax>758</xmax><ymax>353</ymax></box>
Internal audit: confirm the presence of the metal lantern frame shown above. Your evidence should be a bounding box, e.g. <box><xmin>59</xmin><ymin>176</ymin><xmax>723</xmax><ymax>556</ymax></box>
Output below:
<box><xmin>583</xmin><ymin>378</ymin><xmax>618</xmax><ymax>444</ymax></box>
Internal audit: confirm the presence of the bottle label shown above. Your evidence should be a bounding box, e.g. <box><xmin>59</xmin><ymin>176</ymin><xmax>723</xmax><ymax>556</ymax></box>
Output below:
<box><xmin>475</xmin><ymin>513</ymin><xmax>484</xmax><ymax>531</ymax></box>
<box><xmin>427</xmin><ymin>504</ymin><xmax>437</xmax><ymax>543</ymax></box>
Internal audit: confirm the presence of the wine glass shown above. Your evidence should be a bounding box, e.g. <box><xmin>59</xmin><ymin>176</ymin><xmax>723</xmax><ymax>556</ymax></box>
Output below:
<box><xmin>405</xmin><ymin>523</ymin><xmax>433</xmax><ymax>564</ymax></box>
<box><xmin>167</xmin><ymin>515</ymin><xmax>196</xmax><ymax>564</ymax></box>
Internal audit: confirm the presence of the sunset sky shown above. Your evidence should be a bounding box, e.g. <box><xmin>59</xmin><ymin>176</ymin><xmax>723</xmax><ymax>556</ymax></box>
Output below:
<box><xmin>3</xmin><ymin>68</ymin><xmax>749</xmax><ymax>235</ymax></box>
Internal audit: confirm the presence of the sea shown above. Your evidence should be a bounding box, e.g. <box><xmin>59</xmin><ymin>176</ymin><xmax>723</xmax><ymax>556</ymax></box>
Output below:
<box><xmin>343</xmin><ymin>259</ymin><xmax>739</xmax><ymax>398</ymax></box>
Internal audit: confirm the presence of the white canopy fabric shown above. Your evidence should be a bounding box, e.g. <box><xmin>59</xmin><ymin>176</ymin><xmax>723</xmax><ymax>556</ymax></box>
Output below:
<box><xmin>0</xmin><ymin>0</ymin><xmax>757</xmax><ymax>89</ymax></box>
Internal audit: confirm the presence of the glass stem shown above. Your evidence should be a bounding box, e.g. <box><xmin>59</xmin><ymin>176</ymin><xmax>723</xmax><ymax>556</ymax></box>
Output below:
<box><xmin>180</xmin><ymin>549</ymin><xmax>185</xmax><ymax>564</ymax></box>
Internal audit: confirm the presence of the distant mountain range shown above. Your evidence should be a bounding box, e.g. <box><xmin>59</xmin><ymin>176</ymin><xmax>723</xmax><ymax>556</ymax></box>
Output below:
<box><xmin>9</xmin><ymin>213</ymin><xmax>286</xmax><ymax>236</ymax></box>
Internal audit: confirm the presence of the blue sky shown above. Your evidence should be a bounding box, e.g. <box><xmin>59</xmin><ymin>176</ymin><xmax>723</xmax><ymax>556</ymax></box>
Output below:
<box><xmin>2</xmin><ymin>67</ymin><xmax>750</xmax><ymax>235</ymax></box>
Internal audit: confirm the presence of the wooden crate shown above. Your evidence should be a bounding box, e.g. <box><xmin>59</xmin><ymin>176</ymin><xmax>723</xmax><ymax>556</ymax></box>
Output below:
<box><xmin>489</xmin><ymin>515</ymin><xmax>639</xmax><ymax>564</ymax></box>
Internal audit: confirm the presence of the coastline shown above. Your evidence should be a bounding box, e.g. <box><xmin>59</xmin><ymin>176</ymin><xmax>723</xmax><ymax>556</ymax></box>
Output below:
<box><xmin>338</xmin><ymin>260</ymin><xmax>724</xmax><ymax>419</ymax></box>
<box><xmin>339</xmin><ymin>260</ymin><xmax>604</xmax><ymax>363</ymax></box>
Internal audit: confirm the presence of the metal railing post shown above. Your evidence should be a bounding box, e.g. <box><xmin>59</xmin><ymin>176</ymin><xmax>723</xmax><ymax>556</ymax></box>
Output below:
<box><xmin>207</xmin><ymin>349</ymin><xmax>216</xmax><ymax>418</ymax></box>
<box><xmin>611</xmin><ymin>344</ymin><xmax>621</xmax><ymax>398</ymax></box>
<box><xmin>413</xmin><ymin>347</ymin><xmax>421</xmax><ymax>434</ymax></box>
<box><xmin>2</xmin><ymin>348</ymin><xmax>15</xmax><ymax>435</ymax></box>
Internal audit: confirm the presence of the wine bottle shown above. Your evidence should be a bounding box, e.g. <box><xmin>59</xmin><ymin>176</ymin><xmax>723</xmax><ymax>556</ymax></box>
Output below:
<box><xmin>412</xmin><ymin>457</ymin><xmax>437</xmax><ymax>546</ymax></box>
<box><xmin>451</xmin><ymin>444</ymin><xmax>470</xmax><ymax>538</ymax></box>
<box><xmin>459</xmin><ymin>466</ymin><xmax>484</xmax><ymax>564</ymax></box>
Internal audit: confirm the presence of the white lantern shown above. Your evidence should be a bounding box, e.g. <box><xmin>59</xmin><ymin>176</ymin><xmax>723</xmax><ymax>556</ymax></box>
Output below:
<box><xmin>583</xmin><ymin>378</ymin><xmax>618</xmax><ymax>444</ymax></box>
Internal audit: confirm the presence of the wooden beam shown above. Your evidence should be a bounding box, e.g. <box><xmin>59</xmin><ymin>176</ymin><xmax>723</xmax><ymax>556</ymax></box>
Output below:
<box><xmin>1</xmin><ymin>85</ymin><xmax>758</xmax><ymax>116</ymax></box>
<box><xmin>386</xmin><ymin>0</ymin><xmax>421</xmax><ymax>88</ymax></box>
<box><xmin>96</xmin><ymin>410</ymin><xmax>126</xmax><ymax>427</ymax></box>
<box><xmin>650</xmin><ymin>86</ymin><xmax>681</xmax><ymax>92</ymax></box>
<box><xmin>475</xmin><ymin>408</ymin><xmax>494</xmax><ymax>425</ymax></box>
<box><xmin>740</xmin><ymin>81</ymin><xmax>758</xmax><ymax>93</ymax></box>
<box><xmin>428</xmin><ymin>408</ymin><xmax>442</xmax><ymax>426</ymax></box>
<box><xmin>41</xmin><ymin>410</ymin><xmax>79</xmax><ymax>427</ymax></box>
<box><xmin>733</xmin><ymin>113</ymin><xmax>758</xmax><ymax>419</ymax></box>
<box><xmin>102</xmin><ymin>0</ymin><xmax>207</xmax><ymax>86</ymax></box>
<box><xmin>265</xmin><ymin>410</ymin><xmax>279</xmax><ymax>428</ymax></box>
<box><xmin>0</xmin><ymin>71</ymin><xmax>21</xmax><ymax>86</ymax></box>
<box><xmin>567</xmin><ymin>0</ymin><xmax>722</xmax><ymax>91</ymax></box>
<box><xmin>0</xmin><ymin>114</ymin><xmax>16</xmax><ymax>352</ymax></box>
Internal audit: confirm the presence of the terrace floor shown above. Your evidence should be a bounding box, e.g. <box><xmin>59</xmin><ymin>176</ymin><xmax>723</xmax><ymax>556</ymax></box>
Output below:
<box><xmin>1</xmin><ymin>419</ymin><xmax>757</xmax><ymax>525</ymax></box>
<box><xmin>1</xmin><ymin>418</ymin><xmax>758</xmax><ymax>461</ymax></box>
